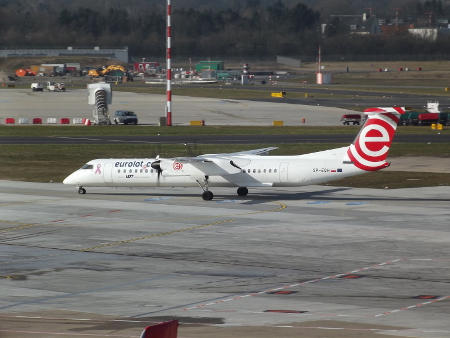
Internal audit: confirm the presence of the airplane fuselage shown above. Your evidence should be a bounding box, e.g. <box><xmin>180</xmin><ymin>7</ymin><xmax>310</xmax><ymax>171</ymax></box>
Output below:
<box><xmin>64</xmin><ymin>148</ymin><xmax>362</xmax><ymax>190</ymax></box>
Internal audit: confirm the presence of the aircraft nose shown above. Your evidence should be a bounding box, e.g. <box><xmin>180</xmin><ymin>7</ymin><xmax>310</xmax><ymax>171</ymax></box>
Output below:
<box><xmin>63</xmin><ymin>172</ymin><xmax>78</xmax><ymax>185</ymax></box>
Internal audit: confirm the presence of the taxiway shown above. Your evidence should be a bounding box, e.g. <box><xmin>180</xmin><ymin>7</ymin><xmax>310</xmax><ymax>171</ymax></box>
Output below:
<box><xmin>1</xmin><ymin>180</ymin><xmax>449</xmax><ymax>338</ymax></box>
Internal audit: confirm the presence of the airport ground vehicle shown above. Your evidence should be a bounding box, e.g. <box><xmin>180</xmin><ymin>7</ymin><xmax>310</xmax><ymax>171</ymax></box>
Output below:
<box><xmin>31</xmin><ymin>83</ymin><xmax>44</xmax><ymax>91</ymax></box>
<box><xmin>46</xmin><ymin>81</ymin><xmax>65</xmax><ymax>92</ymax></box>
<box><xmin>398</xmin><ymin>112</ymin><xmax>439</xmax><ymax>125</ymax></box>
<box><xmin>341</xmin><ymin>114</ymin><xmax>361</xmax><ymax>125</ymax></box>
<box><xmin>88</xmin><ymin>65</ymin><xmax>127</xmax><ymax>78</ymax></box>
<box><xmin>439</xmin><ymin>112</ymin><xmax>450</xmax><ymax>125</ymax></box>
<box><xmin>113</xmin><ymin>110</ymin><xmax>138</xmax><ymax>125</ymax></box>
<box><xmin>398</xmin><ymin>101</ymin><xmax>449</xmax><ymax>126</ymax></box>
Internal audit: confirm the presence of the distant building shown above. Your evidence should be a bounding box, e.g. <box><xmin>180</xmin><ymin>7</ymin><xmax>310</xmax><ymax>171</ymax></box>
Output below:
<box><xmin>379</xmin><ymin>25</ymin><xmax>411</xmax><ymax>35</ymax></box>
<box><xmin>0</xmin><ymin>46</ymin><xmax>129</xmax><ymax>63</ymax></box>
<box><xmin>324</xmin><ymin>13</ymin><xmax>381</xmax><ymax>36</ymax></box>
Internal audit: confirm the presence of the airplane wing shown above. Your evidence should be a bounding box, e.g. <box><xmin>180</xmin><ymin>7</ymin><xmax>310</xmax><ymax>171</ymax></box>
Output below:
<box><xmin>173</xmin><ymin>147</ymin><xmax>278</xmax><ymax>163</ymax></box>
<box><xmin>222</xmin><ymin>146</ymin><xmax>279</xmax><ymax>156</ymax></box>
<box><xmin>170</xmin><ymin>147</ymin><xmax>277</xmax><ymax>176</ymax></box>
<box><xmin>199</xmin><ymin>146</ymin><xmax>279</xmax><ymax>158</ymax></box>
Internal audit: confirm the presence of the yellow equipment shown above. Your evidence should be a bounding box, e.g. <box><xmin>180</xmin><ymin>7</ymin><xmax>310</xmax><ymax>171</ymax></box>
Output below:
<box><xmin>88</xmin><ymin>65</ymin><xmax>127</xmax><ymax>77</ymax></box>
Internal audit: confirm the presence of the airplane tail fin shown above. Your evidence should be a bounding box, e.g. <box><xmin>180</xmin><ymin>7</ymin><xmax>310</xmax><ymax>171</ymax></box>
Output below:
<box><xmin>345</xmin><ymin>107</ymin><xmax>405</xmax><ymax>171</ymax></box>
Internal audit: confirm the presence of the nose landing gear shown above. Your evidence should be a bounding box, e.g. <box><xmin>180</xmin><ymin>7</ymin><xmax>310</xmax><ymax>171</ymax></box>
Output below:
<box><xmin>78</xmin><ymin>187</ymin><xmax>86</xmax><ymax>194</ymax></box>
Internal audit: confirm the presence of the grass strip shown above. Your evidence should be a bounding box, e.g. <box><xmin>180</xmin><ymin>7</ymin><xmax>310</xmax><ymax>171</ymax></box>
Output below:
<box><xmin>327</xmin><ymin>171</ymin><xmax>450</xmax><ymax>189</ymax></box>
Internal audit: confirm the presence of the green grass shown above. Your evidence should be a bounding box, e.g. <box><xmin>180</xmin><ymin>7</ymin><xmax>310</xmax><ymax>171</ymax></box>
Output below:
<box><xmin>327</xmin><ymin>171</ymin><xmax>450</xmax><ymax>189</ymax></box>
<box><xmin>1</xmin><ymin>143</ymin><xmax>449</xmax><ymax>187</ymax></box>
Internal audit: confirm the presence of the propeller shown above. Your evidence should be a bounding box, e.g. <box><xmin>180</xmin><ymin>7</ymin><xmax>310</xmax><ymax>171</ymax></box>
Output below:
<box><xmin>151</xmin><ymin>155</ymin><xmax>163</xmax><ymax>179</ymax></box>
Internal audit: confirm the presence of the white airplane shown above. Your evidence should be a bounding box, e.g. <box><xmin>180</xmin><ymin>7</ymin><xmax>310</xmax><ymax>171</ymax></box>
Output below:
<box><xmin>64</xmin><ymin>107</ymin><xmax>405</xmax><ymax>200</ymax></box>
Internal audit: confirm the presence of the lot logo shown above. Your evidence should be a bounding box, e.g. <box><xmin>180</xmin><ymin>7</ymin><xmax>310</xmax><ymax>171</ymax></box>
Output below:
<box><xmin>347</xmin><ymin>108</ymin><xmax>403</xmax><ymax>171</ymax></box>
<box><xmin>173</xmin><ymin>162</ymin><xmax>183</xmax><ymax>171</ymax></box>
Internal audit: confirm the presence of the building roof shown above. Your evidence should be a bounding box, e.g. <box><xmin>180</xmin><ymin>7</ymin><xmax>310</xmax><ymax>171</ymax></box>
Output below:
<box><xmin>329</xmin><ymin>14</ymin><xmax>380</xmax><ymax>34</ymax></box>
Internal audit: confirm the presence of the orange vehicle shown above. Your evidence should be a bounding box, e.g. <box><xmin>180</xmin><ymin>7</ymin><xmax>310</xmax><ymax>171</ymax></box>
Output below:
<box><xmin>15</xmin><ymin>69</ymin><xmax>37</xmax><ymax>77</ymax></box>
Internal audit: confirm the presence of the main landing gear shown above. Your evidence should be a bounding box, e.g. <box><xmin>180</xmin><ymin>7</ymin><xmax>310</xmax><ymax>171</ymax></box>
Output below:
<box><xmin>197</xmin><ymin>176</ymin><xmax>213</xmax><ymax>201</ymax></box>
<box><xmin>196</xmin><ymin>176</ymin><xmax>249</xmax><ymax>200</ymax></box>
<box><xmin>237</xmin><ymin>187</ymin><xmax>248</xmax><ymax>196</ymax></box>
<box><xmin>78</xmin><ymin>186</ymin><xmax>86</xmax><ymax>194</ymax></box>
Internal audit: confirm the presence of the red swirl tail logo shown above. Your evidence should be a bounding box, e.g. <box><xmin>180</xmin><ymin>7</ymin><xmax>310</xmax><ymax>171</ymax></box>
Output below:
<box><xmin>347</xmin><ymin>110</ymin><xmax>402</xmax><ymax>171</ymax></box>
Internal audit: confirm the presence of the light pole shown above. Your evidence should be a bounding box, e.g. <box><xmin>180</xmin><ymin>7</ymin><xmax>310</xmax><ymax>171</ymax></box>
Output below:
<box><xmin>189</xmin><ymin>58</ymin><xmax>191</xmax><ymax>72</ymax></box>
<box><xmin>166</xmin><ymin>0</ymin><xmax>172</xmax><ymax>126</ymax></box>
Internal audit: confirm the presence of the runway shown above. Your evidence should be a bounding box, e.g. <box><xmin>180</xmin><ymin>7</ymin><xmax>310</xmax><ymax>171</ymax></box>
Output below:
<box><xmin>1</xmin><ymin>180</ymin><xmax>449</xmax><ymax>337</ymax></box>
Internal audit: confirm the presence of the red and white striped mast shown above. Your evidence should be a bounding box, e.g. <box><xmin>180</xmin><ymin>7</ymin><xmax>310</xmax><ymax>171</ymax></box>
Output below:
<box><xmin>166</xmin><ymin>0</ymin><xmax>172</xmax><ymax>126</ymax></box>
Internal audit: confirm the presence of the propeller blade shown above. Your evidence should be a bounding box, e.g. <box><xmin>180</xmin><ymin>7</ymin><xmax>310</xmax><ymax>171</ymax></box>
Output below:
<box><xmin>151</xmin><ymin>160</ymin><xmax>162</xmax><ymax>180</ymax></box>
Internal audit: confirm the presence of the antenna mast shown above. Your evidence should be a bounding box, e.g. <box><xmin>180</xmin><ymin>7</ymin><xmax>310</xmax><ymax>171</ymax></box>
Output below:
<box><xmin>166</xmin><ymin>0</ymin><xmax>172</xmax><ymax>126</ymax></box>
<box><xmin>392</xmin><ymin>8</ymin><xmax>402</xmax><ymax>31</ymax></box>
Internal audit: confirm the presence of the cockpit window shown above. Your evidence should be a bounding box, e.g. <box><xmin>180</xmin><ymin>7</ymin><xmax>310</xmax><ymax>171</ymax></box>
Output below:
<box><xmin>81</xmin><ymin>164</ymin><xmax>94</xmax><ymax>169</ymax></box>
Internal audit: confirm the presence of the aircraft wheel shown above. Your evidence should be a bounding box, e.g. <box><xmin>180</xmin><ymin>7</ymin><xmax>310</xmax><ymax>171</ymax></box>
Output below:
<box><xmin>237</xmin><ymin>187</ymin><xmax>248</xmax><ymax>196</ymax></box>
<box><xmin>78</xmin><ymin>188</ymin><xmax>86</xmax><ymax>194</ymax></box>
<box><xmin>202</xmin><ymin>191</ymin><xmax>213</xmax><ymax>201</ymax></box>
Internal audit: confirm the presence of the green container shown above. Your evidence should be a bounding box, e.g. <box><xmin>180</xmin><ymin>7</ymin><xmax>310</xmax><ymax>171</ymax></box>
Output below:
<box><xmin>195</xmin><ymin>60</ymin><xmax>224</xmax><ymax>72</ymax></box>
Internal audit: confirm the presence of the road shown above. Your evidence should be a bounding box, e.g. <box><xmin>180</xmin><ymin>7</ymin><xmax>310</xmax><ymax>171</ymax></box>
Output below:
<box><xmin>0</xmin><ymin>134</ymin><xmax>449</xmax><ymax>144</ymax></box>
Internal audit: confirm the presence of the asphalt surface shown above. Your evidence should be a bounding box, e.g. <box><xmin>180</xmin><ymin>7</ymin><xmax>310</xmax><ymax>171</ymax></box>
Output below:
<box><xmin>115</xmin><ymin>79</ymin><xmax>450</xmax><ymax>109</ymax></box>
<box><xmin>1</xmin><ymin>181</ymin><xmax>449</xmax><ymax>338</ymax></box>
<box><xmin>0</xmin><ymin>134</ymin><xmax>449</xmax><ymax>145</ymax></box>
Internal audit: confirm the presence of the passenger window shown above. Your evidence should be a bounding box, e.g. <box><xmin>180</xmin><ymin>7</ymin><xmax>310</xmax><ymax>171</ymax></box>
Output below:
<box><xmin>258</xmin><ymin>169</ymin><xmax>261</xmax><ymax>173</ymax></box>
<box><xmin>264</xmin><ymin>169</ymin><xmax>266</xmax><ymax>173</ymax></box>
<box><xmin>135</xmin><ymin>169</ymin><xmax>138</xmax><ymax>173</ymax></box>
<box><xmin>140</xmin><ymin>169</ymin><xmax>143</xmax><ymax>173</ymax></box>
<box><xmin>274</xmin><ymin>169</ymin><xmax>277</xmax><ymax>173</ymax></box>
<box><xmin>253</xmin><ymin>169</ymin><xmax>256</xmax><ymax>173</ymax></box>
<box><xmin>129</xmin><ymin>169</ymin><xmax>132</xmax><ymax>173</ymax></box>
<box><xmin>145</xmin><ymin>169</ymin><xmax>148</xmax><ymax>173</ymax></box>
<box><xmin>118</xmin><ymin>169</ymin><xmax>120</xmax><ymax>173</ymax></box>
<box><xmin>151</xmin><ymin>169</ymin><xmax>153</xmax><ymax>173</ymax></box>
<box><xmin>269</xmin><ymin>169</ymin><xmax>271</xmax><ymax>173</ymax></box>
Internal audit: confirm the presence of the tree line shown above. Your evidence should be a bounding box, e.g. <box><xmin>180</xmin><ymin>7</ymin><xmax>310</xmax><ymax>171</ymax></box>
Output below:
<box><xmin>1</xmin><ymin>0</ymin><xmax>450</xmax><ymax>59</ymax></box>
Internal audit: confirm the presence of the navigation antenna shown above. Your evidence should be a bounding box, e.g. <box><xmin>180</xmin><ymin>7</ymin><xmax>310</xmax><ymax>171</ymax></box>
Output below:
<box><xmin>365</xmin><ymin>8</ymin><xmax>376</xmax><ymax>16</ymax></box>
<box><xmin>392</xmin><ymin>8</ymin><xmax>403</xmax><ymax>31</ymax></box>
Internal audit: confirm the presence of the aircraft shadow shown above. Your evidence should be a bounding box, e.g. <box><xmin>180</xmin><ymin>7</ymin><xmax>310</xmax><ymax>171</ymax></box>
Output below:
<box><xmin>87</xmin><ymin>186</ymin><xmax>449</xmax><ymax>203</ymax></box>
